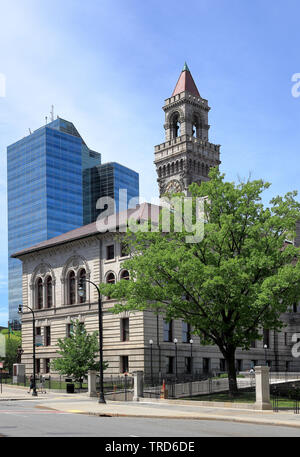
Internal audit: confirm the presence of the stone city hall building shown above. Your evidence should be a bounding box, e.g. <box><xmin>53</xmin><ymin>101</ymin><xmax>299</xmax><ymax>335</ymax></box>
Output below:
<box><xmin>13</xmin><ymin>64</ymin><xmax>300</xmax><ymax>378</ymax></box>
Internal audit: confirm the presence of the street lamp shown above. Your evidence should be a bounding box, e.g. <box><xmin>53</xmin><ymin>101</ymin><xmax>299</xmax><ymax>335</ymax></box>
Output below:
<box><xmin>174</xmin><ymin>338</ymin><xmax>178</xmax><ymax>383</ymax></box>
<box><xmin>18</xmin><ymin>304</ymin><xmax>37</xmax><ymax>397</ymax></box>
<box><xmin>263</xmin><ymin>344</ymin><xmax>268</xmax><ymax>366</ymax></box>
<box><xmin>149</xmin><ymin>339</ymin><xmax>153</xmax><ymax>386</ymax></box>
<box><xmin>78</xmin><ymin>279</ymin><xmax>106</xmax><ymax>404</ymax></box>
<box><xmin>190</xmin><ymin>339</ymin><xmax>193</xmax><ymax>378</ymax></box>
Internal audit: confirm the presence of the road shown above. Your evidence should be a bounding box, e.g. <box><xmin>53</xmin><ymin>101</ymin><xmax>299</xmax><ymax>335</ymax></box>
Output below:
<box><xmin>0</xmin><ymin>400</ymin><xmax>300</xmax><ymax>437</ymax></box>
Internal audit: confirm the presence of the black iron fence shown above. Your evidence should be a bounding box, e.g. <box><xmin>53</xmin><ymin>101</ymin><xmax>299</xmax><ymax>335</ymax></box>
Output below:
<box><xmin>271</xmin><ymin>383</ymin><xmax>300</xmax><ymax>413</ymax></box>
<box><xmin>95</xmin><ymin>375</ymin><xmax>134</xmax><ymax>401</ymax></box>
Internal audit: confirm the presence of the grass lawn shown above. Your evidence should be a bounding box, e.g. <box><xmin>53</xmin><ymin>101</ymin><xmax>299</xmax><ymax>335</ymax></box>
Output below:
<box><xmin>186</xmin><ymin>391</ymin><xmax>296</xmax><ymax>408</ymax></box>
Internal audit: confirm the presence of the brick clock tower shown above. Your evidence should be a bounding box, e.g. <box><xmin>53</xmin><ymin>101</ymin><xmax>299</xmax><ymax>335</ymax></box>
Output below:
<box><xmin>154</xmin><ymin>63</ymin><xmax>221</xmax><ymax>196</ymax></box>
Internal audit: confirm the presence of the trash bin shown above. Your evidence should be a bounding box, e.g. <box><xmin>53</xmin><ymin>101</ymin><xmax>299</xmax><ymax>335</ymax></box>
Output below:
<box><xmin>66</xmin><ymin>383</ymin><xmax>75</xmax><ymax>393</ymax></box>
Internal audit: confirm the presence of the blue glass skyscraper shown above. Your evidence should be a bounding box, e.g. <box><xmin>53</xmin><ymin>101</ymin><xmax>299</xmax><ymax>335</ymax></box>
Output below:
<box><xmin>7</xmin><ymin>118</ymin><xmax>101</xmax><ymax>322</ymax></box>
<box><xmin>83</xmin><ymin>162</ymin><xmax>139</xmax><ymax>223</ymax></box>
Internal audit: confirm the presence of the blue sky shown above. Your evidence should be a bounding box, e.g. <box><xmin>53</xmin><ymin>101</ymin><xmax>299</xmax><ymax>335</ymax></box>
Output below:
<box><xmin>0</xmin><ymin>0</ymin><xmax>300</xmax><ymax>326</ymax></box>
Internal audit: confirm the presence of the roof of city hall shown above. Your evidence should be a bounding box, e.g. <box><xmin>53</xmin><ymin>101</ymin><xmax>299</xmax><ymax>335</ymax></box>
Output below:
<box><xmin>11</xmin><ymin>203</ymin><xmax>161</xmax><ymax>259</ymax></box>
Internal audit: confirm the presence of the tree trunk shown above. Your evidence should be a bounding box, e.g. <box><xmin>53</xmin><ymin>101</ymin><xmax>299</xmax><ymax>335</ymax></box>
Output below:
<box><xmin>225</xmin><ymin>350</ymin><xmax>238</xmax><ymax>397</ymax></box>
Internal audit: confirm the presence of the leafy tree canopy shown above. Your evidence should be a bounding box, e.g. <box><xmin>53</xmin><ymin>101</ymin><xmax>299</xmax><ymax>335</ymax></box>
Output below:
<box><xmin>100</xmin><ymin>169</ymin><xmax>300</xmax><ymax>395</ymax></box>
<box><xmin>51</xmin><ymin>320</ymin><xmax>108</xmax><ymax>385</ymax></box>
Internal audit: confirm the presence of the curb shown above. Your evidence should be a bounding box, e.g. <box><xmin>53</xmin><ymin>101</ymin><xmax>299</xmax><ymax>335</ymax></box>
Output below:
<box><xmin>36</xmin><ymin>404</ymin><xmax>300</xmax><ymax>429</ymax></box>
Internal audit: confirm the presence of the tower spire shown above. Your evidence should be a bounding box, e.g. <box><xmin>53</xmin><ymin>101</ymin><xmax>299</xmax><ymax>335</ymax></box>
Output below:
<box><xmin>172</xmin><ymin>63</ymin><xmax>200</xmax><ymax>98</ymax></box>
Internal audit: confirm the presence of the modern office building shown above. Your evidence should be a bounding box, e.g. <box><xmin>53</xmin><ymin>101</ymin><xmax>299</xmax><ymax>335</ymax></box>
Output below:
<box><xmin>8</xmin><ymin>118</ymin><xmax>140</xmax><ymax>323</ymax></box>
<box><xmin>7</xmin><ymin>118</ymin><xmax>101</xmax><ymax>323</ymax></box>
<box><xmin>83</xmin><ymin>162</ymin><xmax>139</xmax><ymax>224</ymax></box>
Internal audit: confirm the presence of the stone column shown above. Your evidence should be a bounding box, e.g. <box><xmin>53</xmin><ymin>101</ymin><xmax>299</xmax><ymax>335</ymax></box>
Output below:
<box><xmin>133</xmin><ymin>371</ymin><xmax>144</xmax><ymax>401</ymax></box>
<box><xmin>13</xmin><ymin>364</ymin><xmax>26</xmax><ymax>384</ymax></box>
<box><xmin>88</xmin><ymin>370</ymin><xmax>97</xmax><ymax>397</ymax></box>
<box><xmin>254</xmin><ymin>366</ymin><xmax>272</xmax><ymax>410</ymax></box>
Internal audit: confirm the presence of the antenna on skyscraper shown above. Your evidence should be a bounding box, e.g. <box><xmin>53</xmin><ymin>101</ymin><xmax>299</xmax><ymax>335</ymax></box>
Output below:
<box><xmin>28</xmin><ymin>128</ymin><xmax>32</xmax><ymax>134</ymax></box>
<box><xmin>45</xmin><ymin>116</ymin><xmax>48</xmax><ymax>124</ymax></box>
<box><xmin>50</xmin><ymin>105</ymin><xmax>54</xmax><ymax>122</ymax></box>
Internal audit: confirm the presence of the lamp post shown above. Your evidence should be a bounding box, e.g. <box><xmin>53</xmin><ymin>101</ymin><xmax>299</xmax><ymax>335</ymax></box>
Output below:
<box><xmin>174</xmin><ymin>338</ymin><xmax>178</xmax><ymax>383</ymax></box>
<box><xmin>189</xmin><ymin>339</ymin><xmax>193</xmax><ymax>379</ymax></box>
<box><xmin>264</xmin><ymin>344</ymin><xmax>268</xmax><ymax>366</ymax></box>
<box><xmin>156</xmin><ymin>314</ymin><xmax>161</xmax><ymax>381</ymax></box>
<box><xmin>78</xmin><ymin>279</ymin><xmax>106</xmax><ymax>404</ymax></box>
<box><xmin>149</xmin><ymin>339</ymin><xmax>153</xmax><ymax>386</ymax></box>
<box><xmin>18</xmin><ymin>304</ymin><xmax>37</xmax><ymax>397</ymax></box>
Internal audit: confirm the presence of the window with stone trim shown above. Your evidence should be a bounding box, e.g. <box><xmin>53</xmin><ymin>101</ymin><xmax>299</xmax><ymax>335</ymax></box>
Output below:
<box><xmin>36</xmin><ymin>278</ymin><xmax>43</xmax><ymax>309</ymax></box>
<box><xmin>120</xmin><ymin>270</ymin><xmax>130</xmax><ymax>281</ymax></box>
<box><xmin>68</xmin><ymin>271</ymin><xmax>76</xmax><ymax>305</ymax></box>
<box><xmin>106</xmin><ymin>244</ymin><xmax>115</xmax><ymax>260</ymax></box>
<box><xmin>121</xmin><ymin>318</ymin><xmax>129</xmax><ymax>342</ymax></box>
<box><xmin>44</xmin><ymin>326</ymin><xmax>51</xmax><ymax>346</ymax></box>
<box><xmin>78</xmin><ymin>268</ymin><xmax>86</xmax><ymax>303</ymax></box>
<box><xmin>106</xmin><ymin>272</ymin><xmax>115</xmax><ymax>299</ymax></box>
<box><xmin>45</xmin><ymin>276</ymin><xmax>52</xmax><ymax>308</ymax></box>
<box><xmin>120</xmin><ymin>356</ymin><xmax>129</xmax><ymax>373</ymax></box>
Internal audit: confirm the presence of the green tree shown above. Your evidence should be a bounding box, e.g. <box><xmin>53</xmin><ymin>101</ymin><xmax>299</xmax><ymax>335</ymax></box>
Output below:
<box><xmin>51</xmin><ymin>320</ymin><xmax>108</xmax><ymax>387</ymax></box>
<box><xmin>0</xmin><ymin>329</ymin><xmax>22</xmax><ymax>374</ymax></box>
<box><xmin>100</xmin><ymin>169</ymin><xmax>300</xmax><ymax>396</ymax></box>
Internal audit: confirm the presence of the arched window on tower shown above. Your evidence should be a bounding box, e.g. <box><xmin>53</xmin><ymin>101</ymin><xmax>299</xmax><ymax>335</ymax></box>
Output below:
<box><xmin>192</xmin><ymin>115</ymin><xmax>199</xmax><ymax>138</ymax></box>
<box><xmin>171</xmin><ymin>113</ymin><xmax>180</xmax><ymax>138</ymax></box>
<box><xmin>36</xmin><ymin>278</ymin><xmax>43</xmax><ymax>310</ymax></box>
<box><xmin>78</xmin><ymin>269</ymin><xmax>86</xmax><ymax>304</ymax></box>
<box><xmin>68</xmin><ymin>271</ymin><xmax>76</xmax><ymax>305</ymax></box>
<box><xmin>46</xmin><ymin>276</ymin><xmax>52</xmax><ymax>308</ymax></box>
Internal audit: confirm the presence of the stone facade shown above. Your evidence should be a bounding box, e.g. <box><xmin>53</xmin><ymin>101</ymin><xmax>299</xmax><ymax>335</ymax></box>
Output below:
<box><xmin>15</xmin><ymin>217</ymin><xmax>300</xmax><ymax>378</ymax></box>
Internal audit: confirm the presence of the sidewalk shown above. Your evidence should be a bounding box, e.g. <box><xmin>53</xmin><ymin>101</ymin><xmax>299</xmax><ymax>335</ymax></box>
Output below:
<box><xmin>3</xmin><ymin>384</ymin><xmax>300</xmax><ymax>430</ymax></box>
<box><xmin>0</xmin><ymin>384</ymin><xmax>75</xmax><ymax>401</ymax></box>
<box><xmin>38</xmin><ymin>397</ymin><xmax>300</xmax><ymax>429</ymax></box>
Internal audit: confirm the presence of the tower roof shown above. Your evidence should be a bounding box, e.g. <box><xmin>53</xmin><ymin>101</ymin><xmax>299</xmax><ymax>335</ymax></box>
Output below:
<box><xmin>172</xmin><ymin>62</ymin><xmax>200</xmax><ymax>98</ymax></box>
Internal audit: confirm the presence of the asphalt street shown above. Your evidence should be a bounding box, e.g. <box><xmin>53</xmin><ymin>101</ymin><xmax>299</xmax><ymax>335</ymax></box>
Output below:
<box><xmin>0</xmin><ymin>400</ymin><xmax>300</xmax><ymax>437</ymax></box>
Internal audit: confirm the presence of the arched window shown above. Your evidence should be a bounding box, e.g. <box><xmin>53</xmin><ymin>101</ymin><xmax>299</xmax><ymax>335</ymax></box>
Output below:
<box><xmin>36</xmin><ymin>278</ymin><xmax>43</xmax><ymax>309</ymax></box>
<box><xmin>106</xmin><ymin>272</ymin><xmax>116</xmax><ymax>285</ymax></box>
<box><xmin>192</xmin><ymin>115</ymin><xmax>199</xmax><ymax>138</ymax></box>
<box><xmin>78</xmin><ymin>269</ymin><xmax>86</xmax><ymax>304</ymax></box>
<box><xmin>171</xmin><ymin>113</ymin><xmax>180</xmax><ymax>138</ymax></box>
<box><xmin>106</xmin><ymin>272</ymin><xmax>116</xmax><ymax>300</ymax></box>
<box><xmin>68</xmin><ymin>271</ymin><xmax>76</xmax><ymax>305</ymax></box>
<box><xmin>46</xmin><ymin>276</ymin><xmax>52</xmax><ymax>308</ymax></box>
<box><xmin>120</xmin><ymin>270</ymin><xmax>130</xmax><ymax>281</ymax></box>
